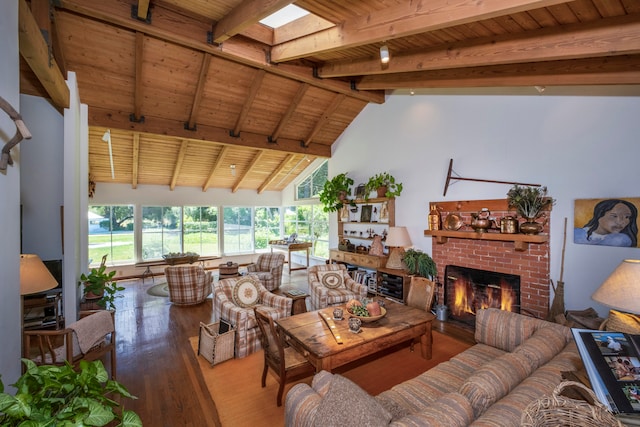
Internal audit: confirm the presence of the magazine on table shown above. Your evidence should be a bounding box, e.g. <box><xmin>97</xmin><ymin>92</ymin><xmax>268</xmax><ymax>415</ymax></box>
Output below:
<box><xmin>571</xmin><ymin>328</ymin><xmax>640</xmax><ymax>414</ymax></box>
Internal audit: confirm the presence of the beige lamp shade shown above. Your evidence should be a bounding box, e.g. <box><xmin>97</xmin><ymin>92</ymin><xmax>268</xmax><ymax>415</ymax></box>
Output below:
<box><xmin>592</xmin><ymin>259</ymin><xmax>640</xmax><ymax>314</ymax></box>
<box><xmin>20</xmin><ymin>254</ymin><xmax>58</xmax><ymax>295</ymax></box>
<box><xmin>385</xmin><ymin>226</ymin><xmax>412</xmax><ymax>269</ymax></box>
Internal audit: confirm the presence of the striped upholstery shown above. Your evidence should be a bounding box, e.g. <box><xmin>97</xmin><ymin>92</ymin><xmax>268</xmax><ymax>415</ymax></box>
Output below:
<box><xmin>308</xmin><ymin>264</ymin><xmax>368</xmax><ymax>310</ymax></box>
<box><xmin>246</xmin><ymin>253</ymin><xmax>285</xmax><ymax>291</ymax></box>
<box><xmin>213</xmin><ymin>276</ymin><xmax>292</xmax><ymax>358</ymax></box>
<box><xmin>164</xmin><ymin>265</ymin><xmax>212</xmax><ymax>305</ymax></box>
<box><xmin>284</xmin><ymin>308</ymin><xmax>582</xmax><ymax>426</ymax></box>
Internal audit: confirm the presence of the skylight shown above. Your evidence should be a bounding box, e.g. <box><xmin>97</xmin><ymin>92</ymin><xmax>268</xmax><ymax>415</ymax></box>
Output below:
<box><xmin>260</xmin><ymin>4</ymin><xmax>309</xmax><ymax>28</ymax></box>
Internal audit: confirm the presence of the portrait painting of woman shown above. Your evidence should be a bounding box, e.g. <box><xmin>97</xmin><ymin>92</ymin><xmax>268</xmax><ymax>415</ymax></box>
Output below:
<box><xmin>574</xmin><ymin>198</ymin><xmax>639</xmax><ymax>247</ymax></box>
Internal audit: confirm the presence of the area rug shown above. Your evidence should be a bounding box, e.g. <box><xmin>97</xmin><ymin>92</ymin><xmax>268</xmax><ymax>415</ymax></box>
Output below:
<box><xmin>146</xmin><ymin>281</ymin><xmax>169</xmax><ymax>297</ymax></box>
<box><xmin>189</xmin><ymin>330</ymin><xmax>471</xmax><ymax>426</ymax></box>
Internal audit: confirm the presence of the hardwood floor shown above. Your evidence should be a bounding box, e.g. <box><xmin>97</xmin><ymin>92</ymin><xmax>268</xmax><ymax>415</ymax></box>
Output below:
<box><xmin>112</xmin><ymin>268</ymin><xmax>310</xmax><ymax>427</ymax></box>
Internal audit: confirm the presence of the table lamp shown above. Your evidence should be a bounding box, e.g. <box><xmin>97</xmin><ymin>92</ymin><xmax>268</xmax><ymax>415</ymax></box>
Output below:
<box><xmin>591</xmin><ymin>259</ymin><xmax>640</xmax><ymax>315</ymax></box>
<box><xmin>385</xmin><ymin>226</ymin><xmax>412</xmax><ymax>269</ymax></box>
<box><xmin>20</xmin><ymin>254</ymin><xmax>58</xmax><ymax>295</ymax></box>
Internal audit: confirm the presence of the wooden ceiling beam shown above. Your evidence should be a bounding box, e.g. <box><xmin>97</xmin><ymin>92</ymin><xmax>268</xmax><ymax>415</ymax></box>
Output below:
<box><xmin>258</xmin><ymin>153</ymin><xmax>294</xmax><ymax>193</ymax></box>
<box><xmin>170</xmin><ymin>140</ymin><xmax>189</xmax><ymax>190</ymax></box>
<box><xmin>271</xmin><ymin>82</ymin><xmax>308</xmax><ymax>142</ymax></box>
<box><xmin>187</xmin><ymin>53</ymin><xmax>211</xmax><ymax>130</ymax></box>
<box><xmin>212</xmin><ymin>0</ymin><xmax>292</xmax><ymax>43</ymax></box>
<box><xmin>133</xmin><ymin>32</ymin><xmax>144</xmax><ymax>122</ymax></box>
<box><xmin>132</xmin><ymin>132</ymin><xmax>140</xmax><ymax>189</ymax></box>
<box><xmin>50</xmin><ymin>10</ymin><xmax>68</xmax><ymax>78</ymax></box>
<box><xmin>202</xmin><ymin>145</ymin><xmax>230</xmax><ymax>192</ymax></box>
<box><xmin>136</xmin><ymin>0</ymin><xmax>150</xmax><ymax>20</ymax></box>
<box><xmin>19</xmin><ymin>0</ymin><xmax>69</xmax><ymax>108</ymax></box>
<box><xmin>320</xmin><ymin>14</ymin><xmax>640</xmax><ymax>78</ymax></box>
<box><xmin>270</xmin><ymin>0</ymin><xmax>570</xmax><ymax>62</ymax></box>
<box><xmin>89</xmin><ymin>107</ymin><xmax>331</xmax><ymax>157</ymax></box>
<box><xmin>232</xmin><ymin>69</ymin><xmax>266</xmax><ymax>137</ymax></box>
<box><xmin>56</xmin><ymin>0</ymin><xmax>384</xmax><ymax>104</ymax></box>
<box><xmin>232</xmin><ymin>150</ymin><xmax>265</xmax><ymax>193</ymax></box>
<box><xmin>357</xmin><ymin>55</ymin><xmax>640</xmax><ymax>89</ymax></box>
<box><xmin>303</xmin><ymin>93</ymin><xmax>344</xmax><ymax>147</ymax></box>
<box><xmin>273</xmin><ymin>14</ymin><xmax>335</xmax><ymax>45</ymax></box>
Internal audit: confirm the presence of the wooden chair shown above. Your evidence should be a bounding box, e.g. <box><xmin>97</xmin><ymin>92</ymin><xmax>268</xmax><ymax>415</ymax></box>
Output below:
<box><xmin>406</xmin><ymin>276</ymin><xmax>436</xmax><ymax>352</ymax></box>
<box><xmin>23</xmin><ymin>310</ymin><xmax>117</xmax><ymax>379</ymax></box>
<box><xmin>253</xmin><ymin>307</ymin><xmax>315</xmax><ymax>406</ymax></box>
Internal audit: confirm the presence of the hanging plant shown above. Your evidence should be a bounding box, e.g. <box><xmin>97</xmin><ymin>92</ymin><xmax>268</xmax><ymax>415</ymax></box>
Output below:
<box><xmin>365</xmin><ymin>172</ymin><xmax>403</xmax><ymax>199</ymax></box>
<box><xmin>319</xmin><ymin>173</ymin><xmax>354</xmax><ymax>212</ymax></box>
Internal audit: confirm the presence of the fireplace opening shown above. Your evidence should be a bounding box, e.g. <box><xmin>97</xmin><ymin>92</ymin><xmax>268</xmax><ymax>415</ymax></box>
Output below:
<box><xmin>445</xmin><ymin>265</ymin><xmax>520</xmax><ymax>328</ymax></box>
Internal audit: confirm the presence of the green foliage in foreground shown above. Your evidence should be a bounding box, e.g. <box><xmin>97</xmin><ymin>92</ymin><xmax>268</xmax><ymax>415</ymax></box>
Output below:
<box><xmin>0</xmin><ymin>359</ymin><xmax>141</xmax><ymax>427</ymax></box>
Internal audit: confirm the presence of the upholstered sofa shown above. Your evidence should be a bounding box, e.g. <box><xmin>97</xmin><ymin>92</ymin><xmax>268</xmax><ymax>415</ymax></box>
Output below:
<box><xmin>285</xmin><ymin>308</ymin><xmax>583</xmax><ymax>427</ymax></box>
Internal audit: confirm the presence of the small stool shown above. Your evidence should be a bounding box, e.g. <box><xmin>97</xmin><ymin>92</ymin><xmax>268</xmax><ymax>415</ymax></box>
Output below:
<box><xmin>219</xmin><ymin>262</ymin><xmax>239</xmax><ymax>280</ymax></box>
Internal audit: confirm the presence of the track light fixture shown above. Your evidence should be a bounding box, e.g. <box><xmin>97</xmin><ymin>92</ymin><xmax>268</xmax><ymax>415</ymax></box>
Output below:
<box><xmin>230</xmin><ymin>164</ymin><xmax>236</xmax><ymax>176</ymax></box>
<box><xmin>380</xmin><ymin>45</ymin><xmax>390</xmax><ymax>64</ymax></box>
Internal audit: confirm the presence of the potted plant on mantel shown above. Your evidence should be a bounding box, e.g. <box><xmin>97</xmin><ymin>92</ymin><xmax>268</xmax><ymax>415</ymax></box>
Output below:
<box><xmin>365</xmin><ymin>172</ymin><xmax>403</xmax><ymax>199</ymax></box>
<box><xmin>506</xmin><ymin>185</ymin><xmax>555</xmax><ymax>235</ymax></box>
<box><xmin>80</xmin><ymin>264</ymin><xmax>124</xmax><ymax>310</ymax></box>
<box><xmin>319</xmin><ymin>172</ymin><xmax>355</xmax><ymax>212</ymax></box>
<box><xmin>0</xmin><ymin>359</ymin><xmax>142</xmax><ymax>426</ymax></box>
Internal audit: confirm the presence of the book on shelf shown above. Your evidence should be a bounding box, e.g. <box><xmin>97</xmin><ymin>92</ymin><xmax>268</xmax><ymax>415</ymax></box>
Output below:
<box><xmin>571</xmin><ymin>328</ymin><xmax>640</xmax><ymax>415</ymax></box>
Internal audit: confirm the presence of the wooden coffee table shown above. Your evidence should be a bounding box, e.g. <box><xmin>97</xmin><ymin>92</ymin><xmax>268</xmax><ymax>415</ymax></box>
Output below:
<box><xmin>277</xmin><ymin>301</ymin><xmax>434</xmax><ymax>373</ymax></box>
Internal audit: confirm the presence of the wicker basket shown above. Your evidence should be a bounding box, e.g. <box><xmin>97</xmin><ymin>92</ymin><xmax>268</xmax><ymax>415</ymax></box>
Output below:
<box><xmin>521</xmin><ymin>381</ymin><xmax>625</xmax><ymax>427</ymax></box>
<box><xmin>197</xmin><ymin>322</ymin><xmax>235</xmax><ymax>366</ymax></box>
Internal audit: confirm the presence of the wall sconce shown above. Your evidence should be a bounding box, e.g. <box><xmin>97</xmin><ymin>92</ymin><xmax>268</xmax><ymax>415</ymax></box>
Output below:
<box><xmin>230</xmin><ymin>164</ymin><xmax>236</xmax><ymax>176</ymax></box>
<box><xmin>380</xmin><ymin>45</ymin><xmax>390</xmax><ymax>64</ymax></box>
<box><xmin>0</xmin><ymin>96</ymin><xmax>32</xmax><ymax>172</ymax></box>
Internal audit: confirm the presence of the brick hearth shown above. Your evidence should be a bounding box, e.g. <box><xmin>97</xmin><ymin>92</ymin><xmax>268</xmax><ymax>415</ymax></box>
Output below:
<box><xmin>429</xmin><ymin>199</ymin><xmax>551</xmax><ymax>320</ymax></box>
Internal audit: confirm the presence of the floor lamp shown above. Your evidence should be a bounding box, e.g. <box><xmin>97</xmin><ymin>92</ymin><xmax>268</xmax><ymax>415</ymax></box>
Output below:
<box><xmin>385</xmin><ymin>226</ymin><xmax>412</xmax><ymax>269</ymax></box>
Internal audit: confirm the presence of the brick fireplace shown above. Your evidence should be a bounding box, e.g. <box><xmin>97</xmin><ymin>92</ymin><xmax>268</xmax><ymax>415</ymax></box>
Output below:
<box><xmin>428</xmin><ymin>199</ymin><xmax>551</xmax><ymax>320</ymax></box>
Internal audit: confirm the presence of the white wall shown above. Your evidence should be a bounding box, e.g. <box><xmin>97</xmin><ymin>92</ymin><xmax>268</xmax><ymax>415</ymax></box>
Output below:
<box><xmin>0</xmin><ymin>0</ymin><xmax>23</xmax><ymax>384</ymax></box>
<box><xmin>319</xmin><ymin>93</ymin><xmax>640</xmax><ymax>316</ymax></box>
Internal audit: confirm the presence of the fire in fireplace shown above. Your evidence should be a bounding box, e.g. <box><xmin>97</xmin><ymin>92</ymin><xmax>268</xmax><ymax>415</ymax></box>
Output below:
<box><xmin>445</xmin><ymin>265</ymin><xmax>521</xmax><ymax>328</ymax></box>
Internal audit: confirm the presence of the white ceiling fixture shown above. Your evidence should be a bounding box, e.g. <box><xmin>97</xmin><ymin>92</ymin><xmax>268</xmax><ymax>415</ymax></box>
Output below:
<box><xmin>101</xmin><ymin>129</ymin><xmax>115</xmax><ymax>179</ymax></box>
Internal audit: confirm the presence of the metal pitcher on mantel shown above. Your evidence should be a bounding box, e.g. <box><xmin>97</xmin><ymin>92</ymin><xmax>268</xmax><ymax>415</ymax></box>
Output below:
<box><xmin>498</xmin><ymin>216</ymin><xmax>519</xmax><ymax>234</ymax></box>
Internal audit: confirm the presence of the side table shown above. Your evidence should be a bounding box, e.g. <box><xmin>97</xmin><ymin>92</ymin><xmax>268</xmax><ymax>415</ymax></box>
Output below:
<box><xmin>283</xmin><ymin>290</ymin><xmax>308</xmax><ymax>315</ymax></box>
<box><xmin>219</xmin><ymin>262</ymin><xmax>239</xmax><ymax>279</ymax></box>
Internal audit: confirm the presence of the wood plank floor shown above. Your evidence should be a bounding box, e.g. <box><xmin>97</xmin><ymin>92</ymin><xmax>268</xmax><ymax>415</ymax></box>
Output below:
<box><xmin>112</xmin><ymin>268</ymin><xmax>311</xmax><ymax>427</ymax></box>
<box><xmin>111</xmin><ymin>267</ymin><xmax>475</xmax><ymax>426</ymax></box>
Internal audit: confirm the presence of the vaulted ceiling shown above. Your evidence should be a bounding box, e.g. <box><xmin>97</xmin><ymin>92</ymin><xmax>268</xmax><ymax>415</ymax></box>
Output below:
<box><xmin>18</xmin><ymin>0</ymin><xmax>640</xmax><ymax>193</ymax></box>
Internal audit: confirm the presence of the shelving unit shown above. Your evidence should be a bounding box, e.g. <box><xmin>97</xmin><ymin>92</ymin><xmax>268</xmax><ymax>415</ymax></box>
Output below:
<box><xmin>23</xmin><ymin>289</ymin><xmax>63</xmax><ymax>330</ymax></box>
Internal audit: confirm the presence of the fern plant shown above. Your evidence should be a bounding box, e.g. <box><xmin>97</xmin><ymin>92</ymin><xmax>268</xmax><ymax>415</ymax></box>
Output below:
<box><xmin>402</xmin><ymin>249</ymin><xmax>437</xmax><ymax>280</ymax></box>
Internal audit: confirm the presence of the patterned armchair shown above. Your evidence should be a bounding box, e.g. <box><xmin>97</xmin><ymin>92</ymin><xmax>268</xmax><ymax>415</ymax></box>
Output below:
<box><xmin>213</xmin><ymin>275</ymin><xmax>292</xmax><ymax>358</ymax></box>
<box><xmin>308</xmin><ymin>264</ymin><xmax>368</xmax><ymax>311</ymax></box>
<box><xmin>246</xmin><ymin>253</ymin><xmax>285</xmax><ymax>291</ymax></box>
<box><xmin>164</xmin><ymin>265</ymin><xmax>213</xmax><ymax>305</ymax></box>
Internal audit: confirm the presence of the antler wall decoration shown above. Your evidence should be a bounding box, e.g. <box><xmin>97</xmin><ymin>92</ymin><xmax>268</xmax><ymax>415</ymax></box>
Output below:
<box><xmin>0</xmin><ymin>96</ymin><xmax>32</xmax><ymax>171</ymax></box>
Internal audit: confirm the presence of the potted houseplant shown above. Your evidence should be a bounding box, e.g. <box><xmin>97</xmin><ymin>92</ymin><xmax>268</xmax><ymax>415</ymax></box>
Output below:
<box><xmin>402</xmin><ymin>248</ymin><xmax>437</xmax><ymax>280</ymax></box>
<box><xmin>0</xmin><ymin>359</ymin><xmax>142</xmax><ymax>426</ymax></box>
<box><xmin>319</xmin><ymin>172</ymin><xmax>354</xmax><ymax>212</ymax></box>
<box><xmin>506</xmin><ymin>185</ymin><xmax>555</xmax><ymax>234</ymax></box>
<box><xmin>80</xmin><ymin>264</ymin><xmax>124</xmax><ymax>310</ymax></box>
<box><xmin>365</xmin><ymin>172</ymin><xmax>403</xmax><ymax>199</ymax></box>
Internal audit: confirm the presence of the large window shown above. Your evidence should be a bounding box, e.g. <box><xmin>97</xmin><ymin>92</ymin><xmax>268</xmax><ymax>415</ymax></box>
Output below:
<box><xmin>223</xmin><ymin>207</ymin><xmax>253</xmax><ymax>254</ymax></box>
<box><xmin>255</xmin><ymin>207</ymin><xmax>281</xmax><ymax>250</ymax></box>
<box><xmin>88</xmin><ymin>205</ymin><xmax>134</xmax><ymax>266</ymax></box>
<box><xmin>284</xmin><ymin>205</ymin><xmax>329</xmax><ymax>258</ymax></box>
<box><xmin>141</xmin><ymin>206</ymin><xmax>182</xmax><ymax>260</ymax></box>
<box><xmin>296</xmin><ymin>160</ymin><xmax>327</xmax><ymax>200</ymax></box>
<box><xmin>184</xmin><ymin>206</ymin><xmax>219</xmax><ymax>256</ymax></box>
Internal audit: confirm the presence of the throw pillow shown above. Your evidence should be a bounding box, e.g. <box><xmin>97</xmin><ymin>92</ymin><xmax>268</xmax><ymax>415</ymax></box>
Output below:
<box><xmin>313</xmin><ymin>374</ymin><xmax>392</xmax><ymax>427</ymax></box>
<box><xmin>232</xmin><ymin>277</ymin><xmax>261</xmax><ymax>308</ymax></box>
<box><xmin>317</xmin><ymin>270</ymin><xmax>345</xmax><ymax>289</ymax></box>
<box><xmin>605</xmin><ymin>310</ymin><xmax>640</xmax><ymax>334</ymax></box>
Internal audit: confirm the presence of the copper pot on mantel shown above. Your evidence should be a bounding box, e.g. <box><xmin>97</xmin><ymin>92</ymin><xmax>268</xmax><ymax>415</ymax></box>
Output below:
<box><xmin>498</xmin><ymin>216</ymin><xmax>519</xmax><ymax>234</ymax></box>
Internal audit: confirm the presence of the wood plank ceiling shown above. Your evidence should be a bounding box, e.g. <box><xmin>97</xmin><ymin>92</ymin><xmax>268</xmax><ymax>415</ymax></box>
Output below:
<box><xmin>18</xmin><ymin>0</ymin><xmax>640</xmax><ymax>193</ymax></box>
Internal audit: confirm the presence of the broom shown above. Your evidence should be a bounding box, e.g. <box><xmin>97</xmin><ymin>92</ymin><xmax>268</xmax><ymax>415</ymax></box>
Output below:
<box><xmin>547</xmin><ymin>217</ymin><xmax>567</xmax><ymax>322</ymax></box>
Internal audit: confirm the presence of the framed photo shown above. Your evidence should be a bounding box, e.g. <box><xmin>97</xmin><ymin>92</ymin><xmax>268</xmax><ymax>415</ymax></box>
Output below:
<box><xmin>355</xmin><ymin>184</ymin><xmax>366</xmax><ymax>199</ymax></box>
<box><xmin>574</xmin><ymin>198</ymin><xmax>639</xmax><ymax>247</ymax></box>
<box><xmin>360</xmin><ymin>205</ymin><xmax>372</xmax><ymax>223</ymax></box>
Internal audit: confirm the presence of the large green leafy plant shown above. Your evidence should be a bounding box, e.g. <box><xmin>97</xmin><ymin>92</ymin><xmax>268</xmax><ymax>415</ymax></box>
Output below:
<box><xmin>0</xmin><ymin>359</ymin><xmax>141</xmax><ymax>426</ymax></box>
<box><xmin>506</xmin><ymin>185</ymin><xmax>555</xmax><ymax>219</ymax></box>
<box><xmin>80</xmin><ymin>265</ymin><xmax>124</xmax><ymax>310</ymax></box>
<box><xmin>402</xmin><ymin>249</ymin><xmax>437</xmax><ymax>280</ymax></box>
<box><xmin>319</xmin><ymin>172</ymin><xmax>354</xmax><ymax>212</ymax></box>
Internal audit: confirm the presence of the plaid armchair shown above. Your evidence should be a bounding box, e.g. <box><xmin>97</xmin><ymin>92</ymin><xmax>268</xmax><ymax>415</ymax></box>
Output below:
<box><xmin>164</xmin><ymin>265</ymin><xmax>213</xmax><ymax>305</ymax></box>
<box><xmin>246</xmin><ymin>253</ymin><xmax>285</xmax><ymax>291</ymax></box>
<box><xmin>213</xmin><ymin>275</ymin><xmax>292</xmax><ymax>358</ymax></box>
<box><xmin>308</xmin><ymin>264</ymin><xmax>368</xmax><ymax>310</ymax></box>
